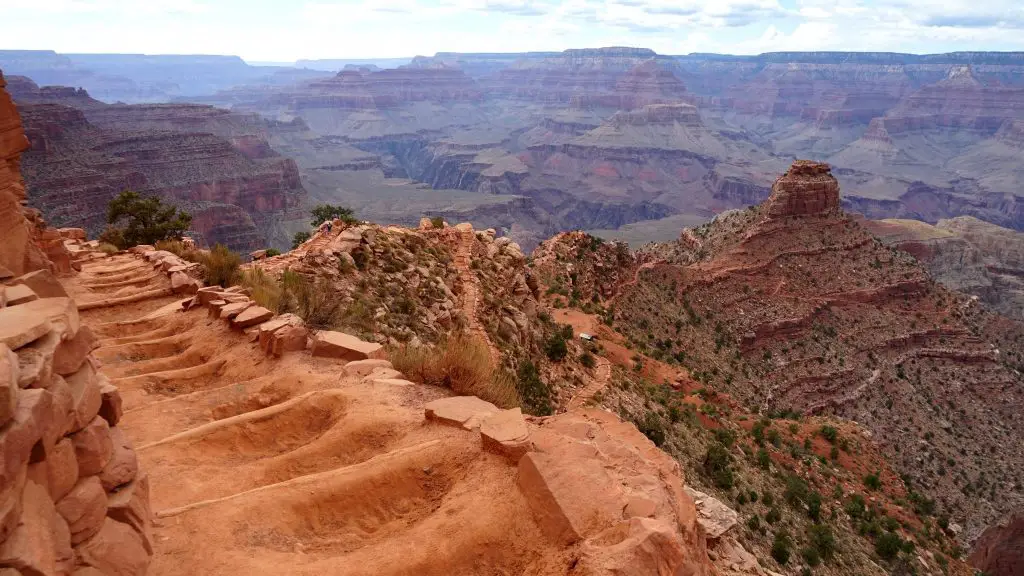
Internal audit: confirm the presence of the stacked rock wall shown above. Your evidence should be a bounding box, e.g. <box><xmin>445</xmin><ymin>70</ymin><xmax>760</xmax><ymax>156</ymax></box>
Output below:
<box><xmin>0</xmin><ymin>70</ymin><xmax>152</xmax><ymax>576</ymax></box>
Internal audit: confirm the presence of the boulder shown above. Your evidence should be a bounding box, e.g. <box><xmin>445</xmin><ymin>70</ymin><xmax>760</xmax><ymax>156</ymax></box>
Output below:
<box><xmin>0</xmin><ymin>344</ymin><xmax>16</xmax><ymax>426</ymax></box>
<box><xmin>98</xmin><ymin>382</ymin><xmax>123</xmax><ymax>427</ymax></box>
<box><xmin>363</xmin><ymin>368</ymin><xmax>403</xmax><ymax>382</ymax></box>
<box><xmin>107</xmin><ymin>475</ymin><xmax>152</xmax><ymax>555</ymax></box>
<box><xmin>4</xmin><ymin>284</ymin><xmax>38</xmax><ymax>306</ymax></box>
<box><xmin>343</xmin><ymin>359</ymin><xmax>394</xmax><ymax>378</ymax></box>
<box><xmin>8</xmin><ymin>269</ymin><xmax>68</xmax><ymax>298</ymax></box>
<box><xmin>98</xmin><ymin>427</ymin><xmax>138</xmax><ymax>491</ymax></box>
<box><xmin>480</xmin><ymin>408</ymin><xmax>531</xmax><ymax>459</ymax></box>
<box><xmin>58</xmin><ymin>228</ymin><xmax>87</xmax><ymax>241</ymax></box>
<box><xmin>1</xmin><ymin>389</ymin><xmax>53</xmax><ymax>494</ymax></box>
<box><xmin>16</xmin><ymin>298</ymin><xmax>80</xmax><ymax>340</ymax></box>
<box><xmin>684</xmin><ymin>487</ymin><xmax>738</xmax><ymax>539</ymax></box>
<box><xmin>74</xmin><ymin>517</ymin><xmax>151</xmax><ymax>576</ymax></box>
<box><xmin>424</xmin><ymin>396</ymin><xmax>499</xmax><ymax>430</ymax></box>
<box><xmin>196</xmin><ymin>286</ymin><xmax>224</xmax><ymax>305</ymax></box>
<box><xmin>311</xmin><ymin>331</ymin><xmax>383</xmax><ymax>361</ymax></box>
<box><xmin>15</xmin><ymin>329</ymin><xmax>59</xmax><ymax>388</ymax></box>
<box><xmin>0</xmin><ymin>305</ymin><xmax>51</xmax><ymax>350</ymax></box>
<box><xmin>249</xmin><ymin>249</ymin><xmax>267</xmax><ymax>260</ymax></box>
<box><xmin>516</xmin><ymin>449</ymin><xmax>624</xmax><ymax>545</ymax></box>
<box><xmin>577</xmin><ymin>517</ymin><xmax>707</xmax><ymax>576</ymax></box>
<box><xmin>32</xmin><ymin>438</ymin><xmax>78</xmax><ymax>502</ymax></box>
<box><xmin>70</xmin><ymin>416</ymin><xmax>113</xmax><ymax>477</ymax></box>
<box><xmin>169</xmin><ymin>271</ymin><xmax>198</xmax><ymax>294</ymax></box>
<box><xmin>230</xmin><ymin>306</ymin><xmax>273</xmax><ymax>330</ymax></box>
<box><xmin>53</xmin><ymin>324</ymin><xmax>99</xmax><ymax>376</ymax></box>
<box><xmin>0</xmin><ymin>480</ymin><xmax>65</xmax><ymax>576</ymax></box>
<box><xmin>0</xmin><ymin>470</ymin><xmax>25</xmax><ymax>548</ymax></box>
<box><xmin>65</xmin><ymin>362</ymin><xmax>102</xmax><ymax>433</ymax></box>
<box><xmin>55</xmin><ymin>475</ymin><xmax>107</xmax><ymax>544</ymax></box>
<box><xmin>44</xmin><ymin>374</ymin><xmax>76</xmax><ymax>440</ymax></box>
<box><xmin>270</xmin><ymin>325</ymin><xmax>308</xmax><ymax>356</ymax></box>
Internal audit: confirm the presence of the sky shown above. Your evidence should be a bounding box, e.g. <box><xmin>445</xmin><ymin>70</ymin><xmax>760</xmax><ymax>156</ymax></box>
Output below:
<box><xmin>2</xmin><ymin>0</ymin><xmax>1024</xmax><ymax>62</ymax></box>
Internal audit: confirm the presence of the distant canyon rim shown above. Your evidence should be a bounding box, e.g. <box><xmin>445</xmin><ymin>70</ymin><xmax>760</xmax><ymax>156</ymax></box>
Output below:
<box><xmin>1</xmin><ymin>47</ymin><xmax>1024</xmax><ymax>255</ymax></box>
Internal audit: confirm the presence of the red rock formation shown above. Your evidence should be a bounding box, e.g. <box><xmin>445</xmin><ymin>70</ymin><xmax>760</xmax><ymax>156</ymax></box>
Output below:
<box><xmin>763</xmin><ymin>160</ymin><xmax>840</xmax><ymax>218</ymax></box>
<box><xmin>970</xmin><ymin>513</ymin><xmax>1024</xmax><ymax>576</ymax></box>
<box><xmin>0</xmin><ymin>72</ymin><xmax>51</xmax><ymax>276</ymax></box>
<box><xmin>883</xmin><ymin>65</ymin><xmax>1024</xmax><ymax>131</ymax></box>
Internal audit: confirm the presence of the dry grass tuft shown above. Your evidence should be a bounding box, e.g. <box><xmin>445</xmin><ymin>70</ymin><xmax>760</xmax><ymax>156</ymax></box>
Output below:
<box><xmin>390</xmin><ymin>334</ymin><xmax>520</xmax><ymax>408</ymax></box>
<box><xmin>239</xmin><ymin>267</ymin><xmax>283</xmax><ymax>312</ymax></box>
<box><xmin>97</xmin><ymin>243</ymin><xmax>120</xmax><ymax>254</ymax></box>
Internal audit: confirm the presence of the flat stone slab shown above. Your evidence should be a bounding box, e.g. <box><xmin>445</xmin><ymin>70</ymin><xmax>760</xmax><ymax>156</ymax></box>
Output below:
<box><xmin>424</xmin><ymin>396</ymin><xmax>499</xmax><ymax>430</ymax></box>
<box><xmin>230</xmin><ymin>306</ymin><xmax>273</xmax><ymax>330</ymax></box>
<box><xmin>4</xmin><ymin>284</ymin><xmax>39</xmax><ymax>306</ymax></box>
<box><xmin>8</xmin><ymin>269</ymin><xmax>67</xmax><ymax>298</ymax></box>
<box><xmin>481</xmin><ymin>408</ymin><xmax>531</xmax><ymax>459</ymax></box>
<box><xmin>218</xmin><ymin>301</ymin><xmax>251</xmax><ymax>320</ymax></box>
<box><xmin>343</xmin><ymin>359</ymin><xmax>393</xmax><ymax>378</ymax></box>
<box><xmin>0</xmin><ymin>306</ymin><xmax>52</xmax><ymax>350</ymax></box>
<box><xmin>13</xmin><ymin>298</ymin><xmax>80</xmax><ymax>341</ymax></box>
<box><xmin>310</xmin><ymin>331</ymin><xmax>382</xmax><ymax>361</ymax></box>
<box><xmin>684</xmin><ymin>486</ymin><xmax>738</xmax><ymax>538</ymax></box>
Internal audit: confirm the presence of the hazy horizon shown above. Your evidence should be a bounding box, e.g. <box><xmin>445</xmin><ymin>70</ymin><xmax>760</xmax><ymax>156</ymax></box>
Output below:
<box><xmin>3</xmin><ymin>0</ymin><xmax>1024</xmax><ymax>62</ymax></box>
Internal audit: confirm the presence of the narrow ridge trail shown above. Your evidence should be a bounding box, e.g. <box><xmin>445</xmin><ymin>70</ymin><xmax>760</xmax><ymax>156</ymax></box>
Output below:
<box><xmin>64</xmin><ymin>252</ymin><xmax>565</xmax><ymax>576</ymax></box>
<box><xmin>453</xmin><ymin>227</ymin><xmax>502</xmax><ymax>366</ymax></box>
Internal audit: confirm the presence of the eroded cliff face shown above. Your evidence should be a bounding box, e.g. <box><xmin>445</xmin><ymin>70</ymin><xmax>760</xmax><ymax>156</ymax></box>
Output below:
<box><xmin>970</xmin><ymin>513</ymin><xmax>1024</xmax><ymax>576</ymax></box>
<box><xmin>11</xmin><ymin>84</ymin><xmax>308</xmax><ymax>253</ymax></box>
<box><xmin>0</xmin><ymin>72</ymin><xmax>50</xmax><ymax>276</ymax></box>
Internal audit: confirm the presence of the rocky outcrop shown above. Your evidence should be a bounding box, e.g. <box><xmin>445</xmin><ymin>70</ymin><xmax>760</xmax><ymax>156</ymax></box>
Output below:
<box><xmin>0</xmin><ymin>72</ymin><xmax>51</xmax><ymax>277</ymax></box>
<box><xmin>763</xmin><ymin>160</ymin><xmax>840</xmax><ymax>219</ymax></box>
<box><xmin>970</xmin><ymin>513</ymin><xmax>1024</xmax><ymax>576</ymax></box>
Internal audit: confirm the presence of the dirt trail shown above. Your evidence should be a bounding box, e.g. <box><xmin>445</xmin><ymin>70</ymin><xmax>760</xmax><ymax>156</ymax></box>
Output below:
<box><xmin>453</xmin><ymin>228</ymin><xmax>502</xmax><ymax>365</ymax></box>
<box><xmin>65</xmin><ymin>253</ymin><xmax>563</xmax><ymax>576</ymax></box>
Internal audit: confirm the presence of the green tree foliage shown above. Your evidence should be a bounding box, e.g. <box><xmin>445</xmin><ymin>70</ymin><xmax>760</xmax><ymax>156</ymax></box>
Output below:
<box><xmin>103</xmin><ymin>191</ymin><xmax>192</xmax><ymax>249</ymax></box>
<box><xmin>516</xmin><ymin>361</ymin><xmax>553</xmax><ymax>416</ymax></box>
<box><xmin>310</xmin><ymin>204</ymin><xmax>358</xmax><ymax>227</ymax></box>
<box><xmin>292</xmin><ymin>231</ymin><xmax>311</xmax><ymax>249</ymax></box>
<box><xmin>771</xmin><ymin>530</ymin><xmax>792</xmax><ymax>565</ymax></box>
<box><xmin>702</xmin><ymin>442</ymin><xmax>734</xmax><ymax>489</ymax></box>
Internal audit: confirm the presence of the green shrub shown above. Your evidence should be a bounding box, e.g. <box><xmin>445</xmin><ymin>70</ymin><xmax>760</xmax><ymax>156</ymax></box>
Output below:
<box><xmin>515</xmin><ymin>360</ymin><xmax>553</xmax><ymax>416</ymax></box>
<box><xmin>864</xmin><ymin>471</ymin><xmax>882</xmax><ymax>491</ymax></box>
<box><xmin>765</xmin><ymin>507</ymin><xmax>782</xmax><ymax>524</ymax></box>
<box><xmin>702</xmin><ymin>442</ymin><xmax>734</xmax><ymax>489</ymax></box>
<box><xmin>430</xmin><ymin>216</ymin><xmax>444</xmax><ymax>229</ymax></box>
<box><xmin>580</xmin><ymin>352</ymin><xmax>596</xmax><ymax>368</ymax></box>
<box><xmin>544</xmin><ymin>333</ymin><xmax>568</xmax><ymax>361</ymax></box>
<box><xmin>637</xmin><ymin>412</ymin><xmax>665</xmax><ymax>447</ymax></box>
<box><xmin>808</xmin><ymin>524</ymin><xmax>837</xmax><ymax>561</ymax></box>
<box><xmin>265</xmin><ymin>248</ymin><xmax>281</xmax><ymax>257</ymax></box>
<box><xmin>104</xmin><ymin>191</ymin><xmax>192</xmax><ymax>249</ymax></box>
<box><xmin>874</xmin><ymin>532</ymin><xmax>903</xmax><ymax>561</ymax></box>
<box><xmin>807</xmin><ymin>491</ymin><xmax>823</xmax><ymax>521</ymax></box>
<box><xmin>292</xmin><ymin>231</ymin><xmax>311</xmax><ymax>249</ymax></box>
<box><xmin>197</xmin><ymin>244</ymin><xmax>241</xmax><ymax>287</ymax></box>
<box><xmin>771</xmin><ymin>530</ymin><xmax>792</xmax><ymax>565</ymax></box>
<box><xmin>801</xmin><ymin>546</ymin><xmax>820</xmax><ymax>567</ymax></box>
<box><xmin>310</xmin><ymin>204</ymin><xmax>358</xmax><ymax>227</ymax></box>
<box><xmin>844</xmin><ymin>493</ymin><xmax>866</xmax><ymax>519</ymax></box>
<box><xmin>819</xmin><ymin>425</ymin><xmax>839</xmax><ymax>444</ymax></box>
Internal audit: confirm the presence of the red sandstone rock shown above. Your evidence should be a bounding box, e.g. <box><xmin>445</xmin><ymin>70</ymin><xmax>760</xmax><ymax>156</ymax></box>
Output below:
<box><xmin>310</xmin><ymin>330</ymin><xmax>382</xmax><ymax>361</ymax></box>
<box><xmin>56</xmin><ymin>475</ymin><xmax>107</xmax><ymax>544</ymax></box>
<box><xmin>75</xmin><ymin>517</ymin><xmax>151</xmax><ymax>576</ymax></box>
<box><xmin>106</xmin><ymin>474</ymin><xmax>152</xmax><ymax>555</ymax></box>
<box><xmin>65</xmin><ymin>362</ymin><xmax>102</xmax><ymax>433</ymax></box>
<box><xmin>1</xmin><ymin>389</ymin><xmax>52</xmax><ymax>495</ymax></box>
<box><xmin>229</xmin><ymin>305</ymin><xmax>273</xmax><ymax>329</ymax></box>
<box><xmin>0</xmin><ymin>304</ymin><xmax>51</xmax><ymax>350</ymax></box>
<box><xmin>424</xmin><ymin>396</ymin><xmax>499</xmax><ymax>430</ymax></box>
<box><xmin>98</xmin><ymin>427</ymin><xmax>138</xmax><ymax>491</ymax></box>
<box><xmin>97</xmin><ymin>382</ymin><xmax>123</xmax><ymax>427</ymax></box>
<box><xmin>218</xmin><ymin>301</ymin><xmax>251</xmax><ymax>320</ymax></box>
<box><xmin>970</xmin><ymin>513</ymin><xmax>1024</xmax><ymax>576</ymax></box>
<box><xmin>0</xmin><ymin>344</ymin><xmax>17</xmax><ymax>426</ymax></box>
<box><xmin>32</xmin><ymin>437</ymin><xmax>78</xmax><ymax>502</ymax></box>
<box><xmin>52</xmin><ymin>324</ymin><xmax>98</xmax><ymax>376</ymax></box>
<box><xmin>70</xmin><ymin>416</ymin><xmax>113</xmax><ymax>477</ymax></box>
<box><xmin>4</xmin><ymin>284</ymin><xmax>38</xmax><ymax>306</ymax></box>
<box><xmin>343</xmin><ymin>359</ymin><xmax>393</xmax><ymax>378</ymax></box>
<box><xmin>763</xmin><ymin>160</ymin><xmax>840</xmax><ymax>219</ymax></box>
<box><xmin>8</xmin><ymin>269</ymin><xmax>67</xmax><ymax>298</ymax></box>
<box><xmin>480</xmin><ymin>407</ymin><xmax>531</xmax><ymax>459</ymax></box>
<box><xmin>0</xmin><ymin>480</ymin><xmax>65</xmax><ymax>576</ymax></box>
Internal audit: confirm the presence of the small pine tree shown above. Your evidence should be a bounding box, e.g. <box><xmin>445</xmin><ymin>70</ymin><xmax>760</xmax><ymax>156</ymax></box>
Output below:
<box><xmin>310</xmin><ymin>204</ymin><xmax>358</xmax><ymax>227</ymax></box>
<box><xmin>104</xmin><ymin>191</ymin><xmax>192</xmax><ymax>249</ymax></box>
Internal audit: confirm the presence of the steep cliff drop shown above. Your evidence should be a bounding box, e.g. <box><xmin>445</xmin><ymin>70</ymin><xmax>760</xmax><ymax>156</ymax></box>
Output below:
<box><xmin>970</xmin><ymin>513</ymin><xmax>1024</xmax><ymax>576</ymax></box>
<box><xmin>1</xmin><ymin>71</ymin><xmax>154</xmax><ymax>575</ymax></box>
